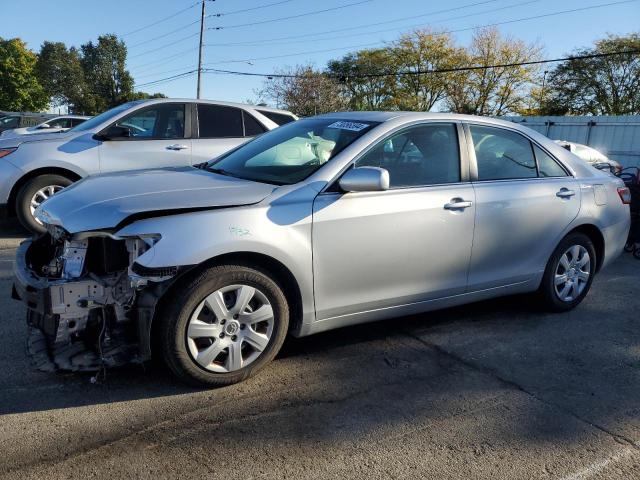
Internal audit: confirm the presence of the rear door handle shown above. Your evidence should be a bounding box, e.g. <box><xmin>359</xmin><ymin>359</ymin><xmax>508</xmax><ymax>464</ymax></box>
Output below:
<box><xmin>166</xmin><ymin>144</ymin><xmax>189</xmax><ymax>151</ymax></box>
<box><xmin>444</xmin><ymin>199</ymin><xmax>473</xmax><ymax>210</ymax></box>
<box><xmin>556</xmin><ymin>188</ymin><xmax>576</xmax><ymax>198</ymax></box>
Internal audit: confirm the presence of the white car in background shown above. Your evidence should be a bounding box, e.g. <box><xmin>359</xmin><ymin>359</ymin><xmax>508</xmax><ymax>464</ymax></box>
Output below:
<box><xmin>0</xmin><ymin>99</ymin><xmax>297</xmax><ymax>232</ymax></box>
<box><xmin>0</xmin><ymin>115</ymin><xmax>90</xmax><ymax>139</ymax></box>
<box><xmin>554</xmin><ymin>140</ymin><xmax>622</xmax><ymax>174</ymax></box>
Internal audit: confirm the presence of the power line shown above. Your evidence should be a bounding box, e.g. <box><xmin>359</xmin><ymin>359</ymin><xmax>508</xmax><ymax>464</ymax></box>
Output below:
<box><xmin>129</xmin><ymin>47</ymin><xmax>199</xmax><ymax>72</ymax></box>
<box><xmin>123</xmin><ymin>1</ymin><xmax>199</xmax><ymax>36</ymax></box>
<box><xmin>204</xmin><ymin>0</ymin><xmax>639</xmax><ymax>65</ymax></box>
<box><xmin>205</xmin><ymin>0</ymin><xmax>501</xmax><ymax>47</ymax></box>
<box><xmin>207</xmin><ymin>0</ymin><xmax>537</xmax><ymax>48</ymax></box>
<box><xmin>128</xmin><ymin>21</ymin><xmax>200</xmax><ymax>50</ymax></box>
<box><xmin>129</xmin><ymin>32</ymin><xmax>200</xmax><ymax>59</ymax></box>
<box><xmin>202</xmin><ymin>50</ymin><xmax>640</xmax><ymax>79</ymax></box>
<box><xmin>134</xmin><ymin>69</ymin><xmax>199</xmax><ymax>88</ymax></box>
<box><xmin>208</xmin><ymin>0</ymin><xmax>373</xmax><ymax>30</ymax></box>
<box><xmin>211</xmin><ymin>0</ymin><xmax>297</xmax><ymax>16</ymax></box>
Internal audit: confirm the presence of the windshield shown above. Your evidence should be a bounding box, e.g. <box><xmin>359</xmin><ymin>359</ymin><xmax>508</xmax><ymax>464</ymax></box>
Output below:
<box><xmin>207</xmin><ymin>117</ymin><xmax>378</xmax><ymax>185</ymax></box>
<box><xmin>68</xmin><ymin>101</ymin><xmax>146</xmax><ymax>132</ymax></box>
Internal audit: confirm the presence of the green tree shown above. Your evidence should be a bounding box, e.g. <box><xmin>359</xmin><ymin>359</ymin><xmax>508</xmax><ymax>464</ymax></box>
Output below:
<box><xmin>543</xmin><ymin>33</ymin><xmax>640</xmax><ymax>115</ymax></box>
<box><xmin>327</xmin><ymin>48</ymin><xmax>396</xmax><ymax>110</ymax></box>
<box><xmin>444</xmin><ymin>27</ymin><xmax>542</xmax><ymax>116</ymax></box>
<box><xmin>0</xmin><ymin>37</ymin><xmax>48</xmax><ymax>111</ymax></box>
<box><xmin>36</xmin><ymin>41</ymin><xmax>86</xmax><ymax>111</ymax></box>
<box><xmin>257</xmin><ymin>65</ymin><xmax>346</xmax><ymax>116</ymax></box>
<box><xmin>79</xmin><ymin>34</ymin><xmax>134</xmax><ymax>114</ymax></box>
<box><xmin>126</xmin><ymin>91</ymin><xmax>168</xmax><ymax>101</ymax></box>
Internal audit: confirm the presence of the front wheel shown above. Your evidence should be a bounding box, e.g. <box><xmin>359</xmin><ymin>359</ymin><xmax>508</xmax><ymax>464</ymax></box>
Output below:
<box><xmin>538</xmin><ymin>232</ymin><xmax>597</xmax><ymax>312</ymax></box>
<box><xmin>158</xmin><ymin>265</ymin><xmax>289</xmax><ymax>387</ymax></box>
<box><xmin>15</xmin><ymin>174</ymin><xmax>73</xmax><ymax>233</ymax></box>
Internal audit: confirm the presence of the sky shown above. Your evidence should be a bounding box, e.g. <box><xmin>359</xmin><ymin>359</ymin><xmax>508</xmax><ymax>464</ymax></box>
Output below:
<box><xmin>2</xmin><ymin>0</ymin><xmax>639</xmax><ymax>107</ymax></box>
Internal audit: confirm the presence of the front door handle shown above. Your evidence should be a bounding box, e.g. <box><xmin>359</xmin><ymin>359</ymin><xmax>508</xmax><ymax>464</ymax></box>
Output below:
<box><xmin>444</xmin><ymin>198</ymin><xmax>473</xmax><ymax>210</ymax></box>
<box><xmin>166</xmin><ymin>144</ymin><xmax>189</xmax><ymax>151</ymax></box>
<box><xmin>556</xmin><ymin>188</ymin><xmax>576</xmax><ymax>199</ymax></box>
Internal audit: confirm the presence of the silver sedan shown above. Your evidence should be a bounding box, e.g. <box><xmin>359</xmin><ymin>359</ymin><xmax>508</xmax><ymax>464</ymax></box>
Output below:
<box><xmin>13</xmin><ymin>112</ymin><xmax>631</xmax><ymax>387</ymax></box>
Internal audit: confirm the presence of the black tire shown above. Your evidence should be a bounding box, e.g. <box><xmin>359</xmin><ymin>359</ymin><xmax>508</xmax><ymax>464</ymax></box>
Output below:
<box><xmin>15</xmin><ymin>174</ymin><xmax>74</xmax><ymax>233</ymax></box>
<box><xmin>158</xmin><ymin>264</ymin><xmax>289</xmax><ymax>387</ymax></box>
<box><xmin>538</xmin><ymin>232</ymin><xmax>597</xmax><ymax>312</ymax></box>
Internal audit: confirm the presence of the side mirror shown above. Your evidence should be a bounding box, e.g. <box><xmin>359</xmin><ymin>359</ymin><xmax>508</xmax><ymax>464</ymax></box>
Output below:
<box><xmin>339</xmin><ymin>167</ymin><xmax>389</xmax><ymax>192</ymax></box>
<box><xmin>37</xmin><ymin>123</ymin><xmax>51</xmax><ymax>129</ymax></box>
<box><xmin>98</xmin><ymin>125</ymin><xmax>132</xmax><ymax>140</ymax></box>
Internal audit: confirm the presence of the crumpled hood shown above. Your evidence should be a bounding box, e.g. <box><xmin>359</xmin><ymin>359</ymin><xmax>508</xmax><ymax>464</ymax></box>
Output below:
<box><xmin>36</xmin><ymin>166</ymin><xmax>276</xmax><ymax>233</ymax></box>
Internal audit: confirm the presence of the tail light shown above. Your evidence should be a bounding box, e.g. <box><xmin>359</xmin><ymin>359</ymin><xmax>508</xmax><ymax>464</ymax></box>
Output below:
<box><xmin>617</xmin><ymin>187</ymin><xmax>631</xmax><ymax>204</ymax></box>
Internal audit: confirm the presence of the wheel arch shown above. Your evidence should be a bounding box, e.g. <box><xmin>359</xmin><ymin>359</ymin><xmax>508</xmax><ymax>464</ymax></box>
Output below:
<box><xmin>567</xmin><ymin>223</ymin><xmax>605</xmax><ymax>273</ymax></box>
<box><xmin>150</xmin><ymin>251</ymin><xmax>304</xmax><ymax>353</ymax></box>
<box><xmin>7</xmin><ymin>167</ymin><xmax>82</xmax><ymax>216</ymax></box>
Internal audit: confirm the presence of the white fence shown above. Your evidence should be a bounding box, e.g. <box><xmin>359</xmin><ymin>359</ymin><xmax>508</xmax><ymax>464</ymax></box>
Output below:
<box><xmin>504</xmin><ymin>115</ymin><xmax>640</xmax><ymax>168</ymax></box>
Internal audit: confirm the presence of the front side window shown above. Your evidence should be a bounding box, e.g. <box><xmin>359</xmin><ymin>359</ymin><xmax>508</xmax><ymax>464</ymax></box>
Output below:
<box><xmin>207</xmin><ymin>117</ymin><xmax>378</xmax><ymax>185</ymax></box>
<box><xmin>47</xmin><ymin>118</ymin><xmax>72</xmax><ymax>129</ymax></box>
<box><xmin>69</xmin><ymin>101</ymin><xmax>146</xmax><ymax>133</ymax></box>
<box><xmin>116</xmin><ymin>104</ymin><xmax>185</xmax><ymax>139</ymax></box>
<box><xmin>198</xmin><ymin>105</ymin><xmax>243</xmax><ymax>138</ymax></box>
<box><xmin>470</xmin><ymin>125</ymin><xmax>537</xmax><ymax>181</ymax></box>
<box><xmin>356</xmin><ymin>123</ymin><xmax>460</xmax><ymax>188</ymax></box>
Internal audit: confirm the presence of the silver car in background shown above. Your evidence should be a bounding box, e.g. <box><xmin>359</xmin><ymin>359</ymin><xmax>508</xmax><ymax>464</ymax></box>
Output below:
<box><xmin>0</xmin><ymin>99</ymin><xmax>296</xmax><ymax>232</ymax></box>
<box><xmin>0</xmin><ymin>115</ymin><xmax>90</xmax><ymax>139</ymax></box>
<box><xmin>12</xmin><ymin>112</ymin><xmax>631</xmax><ymax>387</ymax></box>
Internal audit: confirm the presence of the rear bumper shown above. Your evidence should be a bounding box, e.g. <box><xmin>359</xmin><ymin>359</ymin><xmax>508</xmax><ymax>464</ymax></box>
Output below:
<box><xmin>601</xmin><ymin>214</ymin><xmax>631</xmax><ymax>270</ymax></box>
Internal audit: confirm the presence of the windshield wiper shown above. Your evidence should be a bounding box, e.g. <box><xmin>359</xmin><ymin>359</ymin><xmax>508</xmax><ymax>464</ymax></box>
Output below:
<box><xmin>206</xmin><ymin>166</ymin><xmax>236</xmax><ymax>178</ymax></box>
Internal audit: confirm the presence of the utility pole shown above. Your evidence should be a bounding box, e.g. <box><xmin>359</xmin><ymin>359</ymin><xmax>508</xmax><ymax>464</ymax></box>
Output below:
<box><xmin>196</xmin><ymin>0</ymin><xmax>206</xmax><ymax>99</ymax></box>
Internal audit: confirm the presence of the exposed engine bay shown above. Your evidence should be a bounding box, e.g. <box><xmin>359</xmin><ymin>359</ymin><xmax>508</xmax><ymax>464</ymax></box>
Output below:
<box><xmin>13</xmin><ymin>230</ymin><xmax>177</xmax><ymax>372</ymax></box>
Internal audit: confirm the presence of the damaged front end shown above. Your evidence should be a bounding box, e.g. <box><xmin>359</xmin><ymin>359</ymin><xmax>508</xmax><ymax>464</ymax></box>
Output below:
<box><xmin>12</xmin><ymin>227</ymin><xmax>177</xmax><ymax>372</ymax></box>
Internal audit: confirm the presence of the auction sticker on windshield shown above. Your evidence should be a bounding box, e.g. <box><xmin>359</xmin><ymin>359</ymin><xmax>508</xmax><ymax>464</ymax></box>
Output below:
<box><xmin>327</xmin><ymin>121</ymin><xmax>370</xmax><ymax>132</ymax></box>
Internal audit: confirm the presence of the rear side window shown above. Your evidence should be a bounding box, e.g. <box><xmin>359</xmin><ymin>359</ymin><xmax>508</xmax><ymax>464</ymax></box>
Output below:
<box><xmin>470</xmin><ymin>125</ymin><xmax>537</xmax><ymax>181</ymax></box>
<box><xmin>70</xmin><ymin>118</ymin><xmax>86</xmax><ymax>127</ymax></box>
<box><xmin>534</xmin><ymin>145</ymin><xmax>567</xmax><ymax>177</ymax></box>
<box><xmin>198</xmin><ymin>104</ymin><xmax>243</xmax><ymax>138</ymax></box>
<box><xmin>256</xmin><ymin>109</ymin><xmax>296</xmax><ymax>126</ymax></box>
<box><xmin>242</xmin><ymin>111</ymin><xmax>266</xmax><ymax>136</ymax></box>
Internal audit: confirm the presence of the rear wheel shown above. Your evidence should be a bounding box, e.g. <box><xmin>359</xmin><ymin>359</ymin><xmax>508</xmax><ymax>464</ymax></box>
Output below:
<box><xmin>15</xmin><ymin>174</ymin><xmax>73</xmax><ymax>233</ymax></box>
<box><xmin>538</xmin><ymin>232</ymin><xmax>596</xmax><ymax>311</ymax></box>
<box><xmin>158</xmin><ymin>264</ymin><xmax>289</xmax><ymax>387</ymax></box>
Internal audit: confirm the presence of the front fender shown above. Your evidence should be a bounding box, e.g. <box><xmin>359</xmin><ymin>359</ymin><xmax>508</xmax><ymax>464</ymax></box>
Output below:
<box><xmin>116</xmin><ymin>201</ymin><xmax>316</xmax><ymax>326</ymax></box>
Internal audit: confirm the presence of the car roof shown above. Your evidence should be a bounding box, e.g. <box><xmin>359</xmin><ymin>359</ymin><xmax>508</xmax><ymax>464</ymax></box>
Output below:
<box><xmin>136</xmin><ymin>98</ymin><xmax>295</xmax><ymax>115</ymax></box>
<box><xmin>312</xmin><ymin>111</ymin><xmax>532</xmax><ymax>128</ymax></box>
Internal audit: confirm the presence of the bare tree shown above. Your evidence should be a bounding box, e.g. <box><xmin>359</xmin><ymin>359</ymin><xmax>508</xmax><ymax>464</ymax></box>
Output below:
<box><xmin>445</xmin><ymin>27</ymin><xmax>543</xmax><ymax>115</ymax></box>
<box><xmin>391</xmin><ymin>29</ymin><xmax>464</xmax><ymax>111</ymax></box>
<box><xmin>257</xmin><ymin>65</ymin><xmax>346</xmax><ymax>117</ymax></box>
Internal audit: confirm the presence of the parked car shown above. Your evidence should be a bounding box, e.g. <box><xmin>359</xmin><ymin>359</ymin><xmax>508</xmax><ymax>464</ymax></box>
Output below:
<box><xmin>0</xmin><ymin>115</ymin><xmax>90</xmax><ymax>139</ymax></box>
<box><xmin>13</xmin><ymin>112</ymin><xmax>630</xmax><ymax>386</ymax></box>
<box><xmin>554</xmin><ymin>140</ymin><xmax>622</xmax><ymax>174</ymax></box>
<box><xmin>0</xmin><ymin>99</ymin><xmax>297</xmax><ymax>232</ymax></box>
<box><xmin>0</xmin><ymin>113</ymin><xmax>52</xmax><ymax>133</ymax></box>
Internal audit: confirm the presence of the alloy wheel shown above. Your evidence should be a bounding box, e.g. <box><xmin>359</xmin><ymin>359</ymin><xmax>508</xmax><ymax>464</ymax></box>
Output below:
<box><xmin>554</xmin><ymin>245</ymin><xmax>591</xmax><ymax>302</ymax></box>
<box><xmin>29</xmin><ymin>185</ymin><xmax>64</xmax><ymax>224</ymax></box>
<box><xmin>186</xmin><ymin>284</ymin><xmax>274</xmax><ymax>373</ymax></box>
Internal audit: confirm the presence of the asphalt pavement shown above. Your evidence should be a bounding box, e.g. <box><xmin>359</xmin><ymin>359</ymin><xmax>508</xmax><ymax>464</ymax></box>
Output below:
<box><xmin>0</xmin><ymin>218</ymin><xmax>639</xmax><ymax>479</ymax></box>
